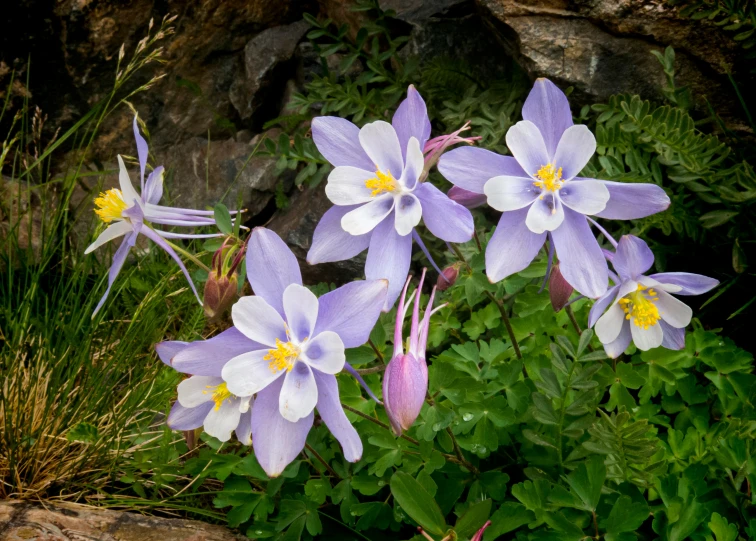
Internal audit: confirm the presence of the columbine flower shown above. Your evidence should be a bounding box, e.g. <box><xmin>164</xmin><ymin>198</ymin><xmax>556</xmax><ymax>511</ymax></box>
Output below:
<box><xmin>590</xmin><ymin>235</ymin><xmax>718</xmax><ymax>357</ymax></box>
<box><xmin>156</xmin><ymin>341</ymin><xmax>253</xmax><ymax>443</ymax></box>
<box><xmin>307</xmin><ymin>85</ymin><xmax>474</xmax><ymax>309</ymax></box>
<box><xmin>86</xmin><ymin>115</ymin><xmax>231</xmax><ymax>315</ymax></box>
<box><xmin>160</xmin><ymin>227</ymin><xmax>388</xmax><ymax>477</ymax></box>
<box><xmin>383</xmin><ymin>269</ymin><xmax>444</xmax><ymax>435</ymax></box>
<box><xmin>438</xmin><ymin>78</ymin><xmax>670</xmax><ymax>298</ymax></box>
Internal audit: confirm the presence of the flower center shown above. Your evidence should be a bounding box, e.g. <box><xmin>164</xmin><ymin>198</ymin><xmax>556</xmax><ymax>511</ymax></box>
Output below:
<box><xmin>618</xmin><ymin>284</ymin><xmax>660</xmax><ymax>330</ymax></box>
<box><xmin>94</xmin><ymin>188</ymin><xmax>128</xmax><ymax>223</ymax></box>
<box><xmin>365</xmin><ymin>169</ymin><xmax>397</xmax><ymax>197</ymax></box>
<box><xmin>204</xmin><ymin>382</ymin><xmax>233</xmax><ymax>411</ymax></box>
<box><xmin>264</xmin><ymin>339</ymin><xmax>301</xmax><ymax>373</ymax></box>
<box><xmin>533</xmin><ymin>163</ymin><xmax>563</xmax><ymax>194</ymax></box>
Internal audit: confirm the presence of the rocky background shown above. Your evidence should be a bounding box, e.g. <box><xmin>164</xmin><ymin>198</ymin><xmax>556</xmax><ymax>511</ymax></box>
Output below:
<box><xmin>0</xmin><ymin>0</ymin><xmax>746</xmax><ymax>280</ymax></box>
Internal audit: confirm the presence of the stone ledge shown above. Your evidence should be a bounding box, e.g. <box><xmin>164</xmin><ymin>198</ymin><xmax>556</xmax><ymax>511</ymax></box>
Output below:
<box><xmin>0</xmin><ymin>500</ymin><xmax>243</xmax><ymax>541</ymax></box>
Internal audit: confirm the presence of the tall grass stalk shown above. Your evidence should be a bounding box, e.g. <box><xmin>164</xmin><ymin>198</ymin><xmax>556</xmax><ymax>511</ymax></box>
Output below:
<box><xmin>0</xmin><ymin>14</ymin><xmax>206</xmax><ymax>499</ymax></box>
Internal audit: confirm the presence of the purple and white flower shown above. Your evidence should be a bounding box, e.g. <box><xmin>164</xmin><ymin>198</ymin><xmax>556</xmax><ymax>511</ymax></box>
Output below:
<box><xmin>589</xmin><ymin>235</ymin><xmax>718</xmax><ymax>357</ymax></box>
<box><xmin>156</xmin><ymin>340</ymin><xmax>253</xmax><ymax>444</ymax></box>
<box><xmin>383</xmin><ymin>269</ymin><xmax>444</xmax><ymax>435</ymax></box>
<box><xmin>438</xmin><ymin>78</ymin><xmax>670</xmax><ymax>298</ymax></box>
<box><xmin>307</xmin><ymin>85</ymin><xmax>474</xmax><ymax>309</ymax></box>
<box><xmin>85</xmin><ymin>115</ymin><xmax>233</xmax><ymax>315</ymax></box>
<box><xmin>159</xmin><ymin>227</ymin><xmax>388</xmax><ymax>477</ymax></box>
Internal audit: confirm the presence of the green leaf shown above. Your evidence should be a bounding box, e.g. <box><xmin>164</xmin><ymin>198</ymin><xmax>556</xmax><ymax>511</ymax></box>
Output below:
<box><xmin>484</xmin><ymin>502</ymin><xmax>534</xmax><ymax>540</ymax></box>
<box><xmin>709</xmin><ymin>512</ymin><xmax>738</xmax><ymax>541</ymax></box>
<box><xmin>390</xmin><ymin>471</ymin><xmax>447</xmax><ymax>535</ymax></box>
<box><xmin>66</xmin><ymin>421</ymin><xmax>99</xmax><ymax>443</ymax></box>
<box><xmin>550</xmin><ymin>456</ymin><xmax>606</xmax><ymax>512</ymax></box>
<box><xmin>454</xmin><ymin>498</ymin><xmax>492</xmax><ymax>539</ymax></box>
<box><xmin>603</xmin><ymin>495</ymin><xmax>649</xmax><ymax>540</ymax></box>
<box><xmin>213</xmin><ymin>203</ymin><xmax>233</xmax><ymax>235</ymax></box>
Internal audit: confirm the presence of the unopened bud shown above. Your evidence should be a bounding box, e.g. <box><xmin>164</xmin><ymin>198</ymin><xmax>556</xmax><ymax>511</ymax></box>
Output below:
<box><xmin>549</xmin><ymin>264</ymin><xmax>573</xmax><ymax>312</ymax></box>
<box><xmin>203</xmin><ymin>270</ymin><xmax>238</xmax><ymax>320</ymax></box>
<box><xmin>436</xmin><ymin>263</ymin><xmax>460</xmax><ymax>291</ymax></box>
<box><xmin>472</xmin><ymin>520</ymin><xmax>492</xmax><ymax>541</ymax></box>
<box><xmin>448</xmin><ymin>186</ymin><xmax>487</xmax><ymax>209</ymax></box>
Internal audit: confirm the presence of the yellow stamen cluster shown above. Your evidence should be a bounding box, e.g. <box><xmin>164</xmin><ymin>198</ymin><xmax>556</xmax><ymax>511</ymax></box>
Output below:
<box><xmin>533</xmin><ymin>163</ymin><xmax>563</xmax><ymax>195</ymax></box>
<box><xmin>203</xmin><ymin>382</ymin><xmax>233</xmax><ymax>411</ymax></box>
<box><xmin>264</xmin><ymin>339</ymin><xmax>300</xmax><ymax>373</ymax></box>
<box><xmin>94</xmin><ymin>188</ymin><xmax>127</xmax><ymax>223</ymax></box>
<box><xmin>365</xmin><ymin>169</ymin><xmax>397</xmax><ymax>197</ymax></box>
<box><xmin>619</xmin><ymin>284</ymin><xmax>660</xmax><ymax>330</ymax></box>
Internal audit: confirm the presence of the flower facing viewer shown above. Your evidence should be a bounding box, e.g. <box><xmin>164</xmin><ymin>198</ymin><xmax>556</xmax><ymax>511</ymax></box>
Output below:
<box><xmin>438</xmin><ymin>78</ymin><xmax>670</xmax><ymax>298</ymax></box>
<box><xmin>159</xmin><ymin>227</ymin><xmax>388</xmax><ymax>477</ymax></box>
<box><xmin>590</xmin><ymin>235</ymin><xmax>718</xmax><ymax>357</ymax></box>
<box><xmin>307</xmin><ymin>85</ymin><xmax>474</xmax><ymax>309</ymax></box>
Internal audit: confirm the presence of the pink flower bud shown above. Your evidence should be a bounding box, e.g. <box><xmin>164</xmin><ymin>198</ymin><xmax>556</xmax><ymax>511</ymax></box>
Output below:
<box><xmin>471</xmin><ymin>520</ymin><xmax>492</xmax><ymax>541</ymax></box>
<box><xmin>383</xmin><ymin>269</ymin><xmax>442</xmax><ymax>435</ymax></box>
<box><xmin>448</xmin><ymin>186</ymin><xmax>487</xmax><ymax>209</ymax></box>
<box><xmin>436</xmin><ymin>264</ymin><xmax>460</xmax><ymax>291</ymax></box>
<box><xmin>549</xmin><ymin>264</ymin><xmax>573</xmax><ymax>312</ymax></box>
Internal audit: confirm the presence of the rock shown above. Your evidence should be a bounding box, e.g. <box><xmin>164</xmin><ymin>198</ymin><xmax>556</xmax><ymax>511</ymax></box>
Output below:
<box><xmin>267</xmin><ymin>183</ymin><xmax>365</xmax><ymax>284</ymax></box>
<box><xmin>159</xmin><ymin>133</ymin><xmax>283</xmax><ymax>217</ymax></box>
<box><xmin>379</xmin><ymin>0</ymin><xmax>467</xmax><ymax>25</ymax></box>
<box><xmin>476</xmin><ymin>0</ymin><xmax>742</xmax><ymax>124</ymax></box>
<box><xmin>0</xmin><ymin>500</ymin><xmax>244</xmax><ymax>541</ymax></box>
<box><xmin>229</xmin><ymin>20</ymin><xmax>310</xmax><ymax>125</ymax></box>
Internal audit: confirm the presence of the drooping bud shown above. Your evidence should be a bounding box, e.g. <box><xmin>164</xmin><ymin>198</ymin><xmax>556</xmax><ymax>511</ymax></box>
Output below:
<box><xmin>447</xmin><ymin>186</ymin><xmax>487</xmax><ymax>209</ymax></box>
<box><xmin>436</xmin><ymin>263</ymin><xmax>460</xmax><ymax>291</ymax></box>
<box><xmin>203</xmin><ymin>237</ymin><xmax>246</xmax><ymax>320</ymax></box>
<box><xmin>383</xmin><ymin>269</ymin><xmax>444</xmax><ymax>435</ymax></box>
<box><xmin>203</xmin><ymin>270</ymin><xmax>239</xmax><ymax>320</ymax></box>
<box><xmin>549</xmin><ymin>263</ymin><xmax>573</xmax><ymax>312</ymax></box>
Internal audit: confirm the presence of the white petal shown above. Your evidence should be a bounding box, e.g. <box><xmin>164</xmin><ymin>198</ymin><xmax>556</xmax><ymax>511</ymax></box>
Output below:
<box><xmin>177</xmin><ymin>376</ymin><xmax>221</xmax><ymax>408</ymax></box>
<box><xmin>222</xmin><ymin>350</ymin><xmax>285</xmax><ymax>397</ymax></box>
<box><xmin>279</xmin><ymin>362</ymin><xmax>318</xmax><ymax>422</ymax></box>
<box><xmin>398</xmin><ymin>136</ymin><xmax>424</xmax><ymax>191</ymax></box>
<box><xmin>203</xmin><ymin>397</ymin><xmax>242</xmax><ymax>442</ymax></box>
<box><xmin>505</xmin><ymin>120</ymin><xmax>550</xmax><ymax>177</ymax></box>
<box><xmin>525</xmin><ymin>195</ymin><xmax>564</xmax><ymax>233</ymax></box>
<box><xmin>341</xmin><ymin>195</ymin><xmax>395</xmax><ymax>235</ymax></box>
<box><xmin>394</xmin><ymin>193</ymin><xmax>422</xmax><ymax>236</ymax></box>
<box><xmin>283</xmin><ymin>283</ymin><xmax>319</xmax><ymax>343</ymax></box>
<box><xmin>484</xmin><ymin>175</ymin><xmax>540</xmax><ymax>212</ymax></box>
<box><xmin>559</xmin><ymin>179</ymin><xmax>609</xmax><ymax>216</ymax></box>
<box><xmin>84</xmin><ymin>221</ymin><xmax>132</xmax><ymax>254</ymax></box>
<box><xmin>231</xmin><ymin>296</ymin><xmax>287</xmax><ymax>346</ymax></box>
<box><xmin>655</xmin><ymin>290</ymin><xmax>692</xmax><ymax>329</ymax></box>
<box><xmin>595</xmin><ymin>303</ymin><xmax>625</xmax><ymax>344</ymax></box>
<box><xmin>630</xmin><ymin>322</ymin><xmax>663</xmax><ymax>351</ymax></box>
<box><xmin>553</xmin><ymin>125</ymin><xmax>596</xmax><ymax>180</ymax></box>
<box><xmin>303</xmin><ymin>331</ymin><xmax>345</xmax><ymax>374</ymax></box>
<box><xmin>358</xmin><ymin>120</ymin><xmax>404</xmax><ymax>177</ymax></box>
<box><xmin>117</xmin><ymin>155</ymin><xmax>141</xmax><ymax>206</ymax></box>
<box><xmin>325</xmin><ymin>166</ymin><xmax>377</xmax><ymax>205</ymax></box>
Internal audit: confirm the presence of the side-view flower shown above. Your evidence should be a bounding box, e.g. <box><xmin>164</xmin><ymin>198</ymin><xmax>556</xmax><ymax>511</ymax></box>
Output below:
<box><xmin>158</xmin><ymin>227</ymin><xmax>388</xmax><ymax>477</ymax></box>
<box><xmin>85</xmin><ymin>115</ymin><xmax>232</xmax><ymax>315</ymax></box>
<box><xmin>438</xmin><ymin>78</ymin><xmax>671</xmax><ymax>298</ymax></box>
<box><xmin>383</xmin><ymin>269</ymin><xmax>444</xmax><ymax>435</ymax></box>
<box><xmin>307</xmin><ymin>85</ymin><xmax>475</xmax><ymax>309</ymax></box>
<box><xmin>590</xmin><ymin>235</ymin><xmax>718</xmax><ymax>357</ymax></box>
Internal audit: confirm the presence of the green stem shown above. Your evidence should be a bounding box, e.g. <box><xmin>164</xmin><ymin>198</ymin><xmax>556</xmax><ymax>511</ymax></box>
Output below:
<box><xmin>162</xmin><ymin>237</ymin><xmax>211</xmax><ymax>273</ymax></box>
<box><xmin>305</xmin><ymin>443</ymin><xmax>341</xmax><ymax>480</ymax></box>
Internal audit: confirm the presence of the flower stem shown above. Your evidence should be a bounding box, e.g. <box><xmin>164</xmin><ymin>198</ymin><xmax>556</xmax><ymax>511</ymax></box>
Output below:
<box><xmin>305</xmin><ymin>443</ymin><xmax>341</xmax><ymax>480</ymax></box>
<box><xmin>162</xmin><ymin>237</ymin><xmax>211</xmax><ymax>273</ymax></box>
<box><xmin>449</xmin><ymin>243</ymin><xmax>523</xmax><ymax>361</ymax></box>
<box><xmin>565</xmin><ymin>304</ymin><xmax>582</xmax><ymax>335</ymax></box>
<box><xmin>368</xmin><ymin>338</ymin><xmax>384</xmax><ymax>364</ymax></box>
<box><xmin>355</xmin><ymin>364</ymin><xmax>387</xmax><ymax>375</ymax></box>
